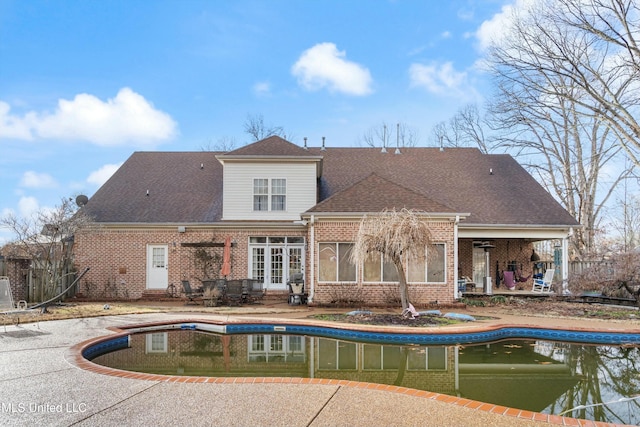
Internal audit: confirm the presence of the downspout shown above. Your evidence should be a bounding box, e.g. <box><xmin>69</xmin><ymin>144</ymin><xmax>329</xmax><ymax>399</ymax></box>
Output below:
<box><xmin>308</xmin><ymin>215</ymin><xmax>315</xmax><ymax>303</ymax></box>
<box><xmin>562</xmin><ymin>227</ymin><xmax>573</xmax><ymax>295</ymax></box>
<box><xmin>453</xmin><ymin>215</ymin><xmax>460</xmax><ymax>299</ymax></box>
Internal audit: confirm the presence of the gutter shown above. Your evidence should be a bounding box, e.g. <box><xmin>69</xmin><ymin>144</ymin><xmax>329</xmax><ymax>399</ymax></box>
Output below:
<box><xmin>308</xmin><ymin>215</ymin><xmax>315</xmax><ymax>304</ymax></box>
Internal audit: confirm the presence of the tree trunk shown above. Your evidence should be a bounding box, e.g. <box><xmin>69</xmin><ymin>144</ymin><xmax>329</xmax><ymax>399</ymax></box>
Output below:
<box><xmin>395</xmin><ymin>260</ymin><xmax>410</xmax><ymax>309</ymax></box>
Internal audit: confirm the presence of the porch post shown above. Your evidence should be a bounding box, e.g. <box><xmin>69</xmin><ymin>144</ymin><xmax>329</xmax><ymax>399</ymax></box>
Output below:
<box><xmin>562</xmin><ymin>234</ymin><xmax>570</xmax><ymax>295</ymax></box>
<box><xmin>453</xmin><ymin>216</ymin><xmax>460</xmax><ymax>299</ymax></box>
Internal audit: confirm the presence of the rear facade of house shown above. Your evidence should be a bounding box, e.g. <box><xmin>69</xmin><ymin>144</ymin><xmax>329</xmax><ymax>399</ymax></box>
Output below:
<box><xmin>73</xmin><ymin>136</ymin><xmax>579</xmax><ymax>305</ymax></box>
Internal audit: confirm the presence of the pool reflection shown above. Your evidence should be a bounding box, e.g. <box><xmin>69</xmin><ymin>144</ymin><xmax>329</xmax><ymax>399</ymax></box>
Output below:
<box><xmin>91</xmin><ymin>330</ymin><xmax>640</xmax><ymax>425</ymax></box>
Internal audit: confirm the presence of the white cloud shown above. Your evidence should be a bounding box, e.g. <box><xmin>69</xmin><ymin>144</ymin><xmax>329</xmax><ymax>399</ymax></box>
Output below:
<box><xmin>253</xmin><ymin>81</ymin><xmax>271</xmax><ymax>96</ymax></box>
<box><xmin>475</xmin><ymin>0</ymin><xmax>533</xmax><ymax>51</ymax></box>
<box><xmin>18</xmin><ymin>196</ymin><xmax>39</xmax><ymax>218</ymax></box>
<box><xmin>0</xmin><ymin>101</ymin><xmax>33</xmax><ymax>140</ymax></box>
<box><xmin>409</xmin><ymin>61</ymin><xmax>468</xmax><ymax>96</ymax></box>
<box><xmin>87</xmin><ymin>162</ymin><xmax>122</xmax><ymax>187</ymax></box>
<box><xmin>0</xmin><ymin>88</ymin><xmax>178</xmax><ymax>146</ymax></box>
<box><xmin>20</xmin><ymin>171</ymin><xmax>57</xmax><ymax>189</ymax></box>
<box><xmin>291</xmin><ymin>43</ymin><xmax>373</xmax><ymax>96</ymax></box>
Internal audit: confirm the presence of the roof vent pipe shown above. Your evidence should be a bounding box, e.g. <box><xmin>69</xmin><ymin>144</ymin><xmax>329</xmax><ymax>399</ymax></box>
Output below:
<box><xmin>395</xmin><ymin>123</ymin><xmax>401</xmax><ymax>154</ymax></box>
<box><xmin>321</xmin><ymin>136</ymin><xmax>326</xmax><ymax>151</ymax></box>
<box><xmin>381</xmin><ymin>125</ymin><xmax>387</xmax><ymax>153</ymax></box>
<box><xmin>303</xmin><ymin>137</ymin><xmax>307</xmax><ymax>149</ymax></box>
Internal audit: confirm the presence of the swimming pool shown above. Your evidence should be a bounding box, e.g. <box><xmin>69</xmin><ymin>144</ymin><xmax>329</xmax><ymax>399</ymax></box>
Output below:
<box><xmin>81</xmin><ymin>321</ymin><xmax>640</xmax><ymax>425</ymax></box>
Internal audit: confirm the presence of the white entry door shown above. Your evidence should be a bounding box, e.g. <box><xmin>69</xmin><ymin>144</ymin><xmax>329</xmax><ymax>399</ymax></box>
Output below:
<box><xmin>147</xmin><ymin>245</ymin><xmax>168</xmax><ymax>290</ymax></box>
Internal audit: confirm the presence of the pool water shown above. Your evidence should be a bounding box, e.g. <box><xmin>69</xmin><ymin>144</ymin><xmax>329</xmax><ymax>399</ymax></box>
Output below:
<box><xmin>89</xmin><ymin>328</ymin><xmax>640</xmax><ymax>425</ymax></box>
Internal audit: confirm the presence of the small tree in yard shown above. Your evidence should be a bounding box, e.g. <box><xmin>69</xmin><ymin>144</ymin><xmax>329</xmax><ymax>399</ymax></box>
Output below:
<box><xmin>0</xmin><ymin>198</ymin><xmax>93</xmax><ymax>302</ymax></box>
<box><xmin>351</xmin><ymin>208</ymin><xmax>433</xmax><ymax>311</ymax></box>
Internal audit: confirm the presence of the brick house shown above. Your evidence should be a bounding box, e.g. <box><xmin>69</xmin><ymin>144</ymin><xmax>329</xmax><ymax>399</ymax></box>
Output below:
<box><xmin>73</xmin><ymin>136</ymin><xmax>578</xmax><ymax>305</ymax></box>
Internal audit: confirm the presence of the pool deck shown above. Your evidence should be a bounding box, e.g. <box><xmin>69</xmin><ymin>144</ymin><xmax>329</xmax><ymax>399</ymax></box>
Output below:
<box><xmin>1</xmin><ymin>303</ymin><xmax>639</xmax><ymax>427</ymax></box>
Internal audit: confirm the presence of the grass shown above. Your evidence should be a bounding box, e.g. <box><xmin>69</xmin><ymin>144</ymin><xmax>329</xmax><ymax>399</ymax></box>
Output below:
<box><xmin>1</xmin><ymin>303</ymin><xmax>163</xmax><ymax>326</ymax></box>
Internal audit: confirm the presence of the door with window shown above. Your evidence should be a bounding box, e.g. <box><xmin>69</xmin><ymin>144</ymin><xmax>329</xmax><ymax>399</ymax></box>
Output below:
<box><xmin>472</xmin><ymin>246</ymin><xmax>486</xmax><ymax>285</ymax></box>
<box><xmin>147</xmin><ymin>244</ymin><xmax>168</xmax><ymax>290</ymax></box>
<box><xmin>249</xmin><ymin>237</ymin><xmax>305</xmax><ymax>290</ymax></box>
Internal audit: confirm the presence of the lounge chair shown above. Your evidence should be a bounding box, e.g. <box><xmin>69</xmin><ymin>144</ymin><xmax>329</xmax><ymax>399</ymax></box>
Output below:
<box><xmin>503</xmin><ymin>270</ymin><xmax>517</xmax><ymax>290</ymax></box>
<box><xmin>532</xmin><ymin>269</ymin><xmax>554</xmax><ymax>293</ymax></box>
<box><xmin>181</xmin><ymin>280</ymin><xmax>203</xmax><ymax>304</ymax></box>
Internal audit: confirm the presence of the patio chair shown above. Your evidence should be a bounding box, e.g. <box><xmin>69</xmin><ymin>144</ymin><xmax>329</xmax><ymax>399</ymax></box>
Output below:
<box><xmin>532</xmin><ymin>269</ymin><xmax>555</xmax><ymax>293</ymax></box>
<box><xmin>243</xmin><ymin>279</ymin><xmax>264</xmax><ymax>304</ymax></box>
<box><xmin>224</xmin><ymin>279</ymin><xmax>245</xmax><ymax>306</ymax></box>
<box><xmin>503</xmin><ymin>270</ymin><xmax>517</xmax><ymax>290</ymax></box>
<box><xmin>181</xmin><ymin>280</ymin><xmax>204</xmax><ymax>305</ymax></box>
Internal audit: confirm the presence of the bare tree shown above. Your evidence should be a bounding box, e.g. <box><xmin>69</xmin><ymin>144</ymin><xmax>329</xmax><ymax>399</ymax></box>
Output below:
<box><xmin>351</xmin><ymin>209</ymin><xmax>433</xmax><ymax>310</ymax></box>
<box><xmin>0</xmin><ymin>197</ymin><xmax>93</xmax><ymax>301</ymax></box>
<box><xmin>487</xmin><ymin>0</ymin><xmax>640</xmax><ymax>165</ymax></box>
<box><xmin>486</xmin><ymin>0</ymin><xmax>635</xmax><ymax>257</ymax></box>
<box><xmin>244</xmin><ymin>113</ymin><xmax>285</xmax><ymax>141</ymax></box>
<box><xmin>201</xmin><ymin>136</ymin><xmax>238</xmax><ymax>152</ymax></box>
<box><xmin>430</xmin><ymin>104</ymin><xmax>491</xmax><ymax>153</ymax></box>
<box><xmin>608</xmin><ymin>191</ymin><xmax>640</xmax><ymax>252</ymax></box>
<box><xmin>358</xmin><ymin>122</ymin><xmax>420</xmax><ymax>149</ymax></box>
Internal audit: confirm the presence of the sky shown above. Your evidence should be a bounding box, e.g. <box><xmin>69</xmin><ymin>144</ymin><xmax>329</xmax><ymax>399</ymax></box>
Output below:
<box><xmin>0</xmin><ymin>0</ymin><xmax>518</xmax><ymax>243</ymax></box>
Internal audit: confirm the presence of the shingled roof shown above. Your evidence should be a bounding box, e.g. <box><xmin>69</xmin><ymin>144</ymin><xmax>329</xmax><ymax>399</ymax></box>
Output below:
<box><xmin>84</xmin><ymin>151</ymin><xmax>223</xmax><ymax>223</ymax></box>
<box><xmin>308</xmin><ymin>173</ymin><xmax>455</xmax><ymax>214</ymax></box>
<box><xmin>83</xmin><ymin>137</ymin><xmax>578</xmax><ymax>227</ymax></box>
<box><xmin>221</xmin><ymin>135</ymin><xmax>318</xmax><ymax>157</ymax></box>
<box><xmin>307</xmin><ymin>146</ymin><xmax>578</xmax><ymax>226</ymax></box>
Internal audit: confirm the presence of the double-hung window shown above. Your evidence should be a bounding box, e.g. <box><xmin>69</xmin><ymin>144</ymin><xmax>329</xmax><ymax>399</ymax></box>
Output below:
<box><xmin>253</xmin><ymin>179</ymin><xmax>269</xmax><ymax>211</ymax></box>
<box><xmin>253</xmin><ymin>178</ymin><xmax>286</xmax><ymax>211</ymax></box>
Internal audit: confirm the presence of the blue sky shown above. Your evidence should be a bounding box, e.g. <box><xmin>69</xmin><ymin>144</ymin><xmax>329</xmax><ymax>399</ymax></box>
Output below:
<box><xmin>0</xmin><ymin>0</ymin><xmax>514</xmax><ymax>242</ymax></box>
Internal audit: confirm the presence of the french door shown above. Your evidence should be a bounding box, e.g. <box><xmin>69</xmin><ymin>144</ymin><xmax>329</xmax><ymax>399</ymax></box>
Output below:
<box><xmin>249</xmin><ymin>237</ymin><xmax>304</xmax><ymax>290</ymax></box>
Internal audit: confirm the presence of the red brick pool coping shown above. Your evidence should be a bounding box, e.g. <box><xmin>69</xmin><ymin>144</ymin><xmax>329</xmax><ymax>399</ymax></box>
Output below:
<box><xmin>67</xmin><ymin>316</ymin><xmax>637</xmax><ymax>427</ymax></box>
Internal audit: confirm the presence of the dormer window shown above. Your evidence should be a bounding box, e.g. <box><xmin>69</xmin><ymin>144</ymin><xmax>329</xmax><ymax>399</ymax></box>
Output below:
<box><xmin>253</xmin><ymin>178</ymin><xmax>286</xmax><ymax>211</ymax></box>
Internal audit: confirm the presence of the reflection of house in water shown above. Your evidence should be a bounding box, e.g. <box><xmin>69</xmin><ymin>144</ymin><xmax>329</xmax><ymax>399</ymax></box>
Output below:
<box><xmin>314</xmin><ymin>339</ymin><xmax>456</xmax><ymax>395</ymax></box>
<box><xmin>457</xmin><ymin>340</ymin><xmax>579</xmax><ymax>412</ymax></box>
<box><xmin>92</xmin><ymin>331</ymin><xmax>579</xmax><ymax>412</ymax></box>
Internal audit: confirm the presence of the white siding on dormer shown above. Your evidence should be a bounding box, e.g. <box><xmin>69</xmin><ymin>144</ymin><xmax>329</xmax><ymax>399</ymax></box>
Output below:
<box><xmin>222</xmin><ymin>162</ymin><xmax>317</xmax><ymax>220</ymax></box>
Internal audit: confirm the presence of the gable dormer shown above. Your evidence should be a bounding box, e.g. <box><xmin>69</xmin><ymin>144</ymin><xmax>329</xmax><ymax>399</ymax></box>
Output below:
<box><xmin>216</xmin><ymin>136</ymin><xmax>323</xmax><ymax>221</ymax></box>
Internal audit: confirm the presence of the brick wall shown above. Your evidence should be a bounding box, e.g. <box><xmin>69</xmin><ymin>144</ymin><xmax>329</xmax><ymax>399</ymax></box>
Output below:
<box><xmin>73</xmin><ymin>226</ymin><xmax>306</xmax><ymax>300</ymax></box>
<box><xmin>309</xmin><ymin>219</ymin><xmax>457</xmax><ymax>306</ymax></box>
<box><xmin>457</xmin><ymin>238</ymin><xmax>534</xmax><ymax>289</ymax></box>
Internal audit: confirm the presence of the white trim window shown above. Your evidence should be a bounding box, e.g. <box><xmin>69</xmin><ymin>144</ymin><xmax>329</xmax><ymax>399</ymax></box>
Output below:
<box><xmin>407</xmin><ymin>346</ymin><xmax>447</xmax><ymax>370</ymax></box>
<box><xmin>317</xmin><ymin>338</ymin><xmax>357</xmax><ymax>370</ymax></box>
<box><xmin>253</xmin><ymin>179</ymin><xmax>269</xmax><ymax>211</ymax></box>
<box><xmin>271</xmin><ymin>179</ymin><xmax>286</xmax><ymax>211</ymax></box>
<box><xmin>363</xmin><ymin>255</ymin><xmax>399</xmax><ymax>283</ymax></box>
<box><xmin>407</xmin><ymin>243</ymin><xmax>446</xmax><ymax>283</ymax></box>
<box><xmin>145</xmin><ymin>332</ymin><xmax>168</xmax><ymax>353</ymax></box>
<box><xmin>363</xmin><ymin>344</ymin><xmax>404</xmax><ymax>370</ymax></box>
<box><xmin>248</xmin><ymin>335</ymin><xmax>305</xmax><ymax>362</ymax></box>
<box><xmin>318</xmin><ymin>243</ymin><xmax>356</xmax><ymax>282</ymax></box>
<box><xmin>253</xmin><ymin>178</ymin><xmax>286</xmax><ymax>212</ymax></box>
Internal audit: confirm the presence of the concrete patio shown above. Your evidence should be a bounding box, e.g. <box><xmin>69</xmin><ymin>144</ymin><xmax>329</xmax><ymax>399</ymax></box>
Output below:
<box><xmin>1</xmin><ymin>307</ymin><xmax>637</xmax><ymax>427</ymax></box>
